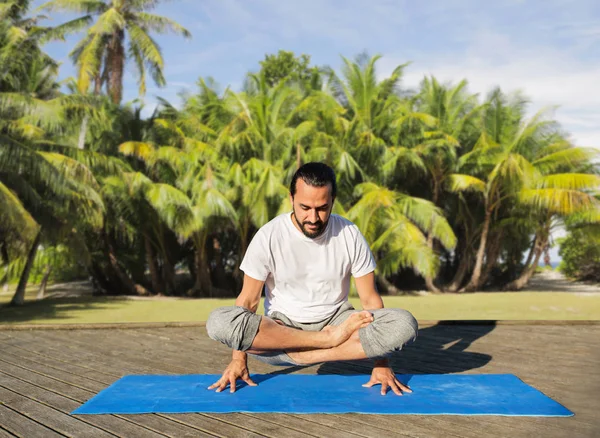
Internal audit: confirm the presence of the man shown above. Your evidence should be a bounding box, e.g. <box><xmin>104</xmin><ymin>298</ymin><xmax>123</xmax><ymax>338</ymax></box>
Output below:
<box><xmin>206</xmin><ymin>162</ymin><xmax>418</xmax><ymax>395</ymax></box>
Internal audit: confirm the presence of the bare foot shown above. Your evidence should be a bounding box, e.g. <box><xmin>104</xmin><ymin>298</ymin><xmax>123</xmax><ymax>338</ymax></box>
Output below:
<box><xmin>328</xmin><ymin>311</ymin><xmax>373</xmax><ymax>347</ymax></box>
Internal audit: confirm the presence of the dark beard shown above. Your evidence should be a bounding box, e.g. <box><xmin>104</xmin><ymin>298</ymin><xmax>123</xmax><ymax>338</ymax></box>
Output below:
<box><xmin>292</xmin><ymin>211</ymin><xmax>327</xmax><ymax>239</ymax></box>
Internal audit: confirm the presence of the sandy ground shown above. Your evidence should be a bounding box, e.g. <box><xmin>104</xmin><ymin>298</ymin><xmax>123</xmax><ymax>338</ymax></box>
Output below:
<box><xmin>525</xmin><ymin>270</ymin><xmax>600</xmax><ymax>293</ymax></box>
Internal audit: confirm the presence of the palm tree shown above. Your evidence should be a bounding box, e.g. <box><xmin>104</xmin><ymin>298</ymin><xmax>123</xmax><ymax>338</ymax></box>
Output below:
<box><xmin>409</xmin><ymin>77</ymin><xmax>484</xmax><ymax>292</ymax></box>
<box><xmin>0</xmin><ymin>1</ymin><xmax>58</xmax><ymax>94</ymax></box>
<box><xmin>450</xmin><ymin>89</ymin><xmax>600</xmax><ymax>291</ymax></box>
<box><xmin>119</xmin><ymin>103</ymin><xmax>240</xmax><ymax>296</ymax></box>
<box><xmin>346</xmin><ymin>182</ymin><xmax>456</xmax><ymax>292</ymax></box>
<box><xmin>39</xmin><ymin>0</ymin><xmax>191</xmax><ymax>103</ymax></box>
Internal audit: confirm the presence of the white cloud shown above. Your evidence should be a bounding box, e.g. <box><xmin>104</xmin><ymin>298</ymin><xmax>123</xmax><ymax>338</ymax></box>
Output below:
<box><xmin>378</xmin><ymin>30</ymin><xmax>600</xmax><ymax>150</ymax></box>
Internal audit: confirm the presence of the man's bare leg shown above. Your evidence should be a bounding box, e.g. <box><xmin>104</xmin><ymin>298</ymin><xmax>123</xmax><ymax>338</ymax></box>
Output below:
<box><xmin>248</xmin><ymin>311</ymin><xmax>373</xmax><ymax>351</ymax></box>
<box><xmin>285</xmin><ymin>329</ymin><xmax>367</xmax><ymax>365</ymax></box>
<box><xmin>247</xmin><ymin>329</ymin><xmax>367</xmax><ymax>364</ymax></box>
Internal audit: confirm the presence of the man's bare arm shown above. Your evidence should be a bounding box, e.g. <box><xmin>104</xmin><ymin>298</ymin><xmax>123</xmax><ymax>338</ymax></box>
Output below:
<box><xmin>208</xmin><ymin>274</ymin><xmax>264</xmax><ymax>392</ymax></box>
<box><xmin>354</xmin><ymin>271</ymin><xmax>412</xmax><ymax>395</ymax></box>
<box><xmin>354</xmin><ymin>272</ymin><xmax>383</xmax><ymax>310</ymax></box>
<box><xmin>231</xmin><ymin>275</ymin><xmax>265</xmax><ymax>362</ymax></box>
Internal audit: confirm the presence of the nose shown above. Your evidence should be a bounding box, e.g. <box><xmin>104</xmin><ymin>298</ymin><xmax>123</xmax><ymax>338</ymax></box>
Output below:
<box><xmin>309</xmin><ymin>209</ymin><xmax>319</xmax><ymax>223</ymax></box>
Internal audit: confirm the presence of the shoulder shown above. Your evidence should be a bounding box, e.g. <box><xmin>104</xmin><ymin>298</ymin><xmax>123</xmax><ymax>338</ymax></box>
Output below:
<box><xmin>329</xmin><ymin>214</ymin><xmax>362</xmax><ymax>237</ymax></box>
<box><xmin>255</xmin><ymin>213</ymin><xmax>289</xmax><ymax>237</ymax></box>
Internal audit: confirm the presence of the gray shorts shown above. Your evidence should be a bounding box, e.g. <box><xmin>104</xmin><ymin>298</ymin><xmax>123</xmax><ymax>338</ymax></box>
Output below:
<box><xmin>206</xmin><ymin>301</ymin><xmax>418</xmax><ymax>366</ymax></box>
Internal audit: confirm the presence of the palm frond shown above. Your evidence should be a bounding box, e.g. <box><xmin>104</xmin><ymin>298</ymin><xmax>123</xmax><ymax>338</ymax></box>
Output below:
<box><xmin>519</xmin><ymin>189</ymin><xmax>598</xmax><ymax>215</ymax></box>
<box><xmin>447</xmin><ymin>174</ymin><xmax>486</xmax><ymax>194</ymax></box>
<box><xmin>537</xmin><ymin>173</ymin><xmax>600</xmax><ymax>191</ymax></box>
<box><xmin>129</xmin><ymin>12</ymin><xmax>191</xmax><ymax>37</ymax></box>
<box><xmin>0</xmin><ymin>181</ymin><xmax>39</xmax><ymax>242</ymax></box>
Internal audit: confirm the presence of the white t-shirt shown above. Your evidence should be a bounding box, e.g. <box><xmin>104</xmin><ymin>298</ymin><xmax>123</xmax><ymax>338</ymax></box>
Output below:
<box><xmin>239</xmin><ymin>212</ymin><xmax>377</xmax><ymax>323</ymax></box>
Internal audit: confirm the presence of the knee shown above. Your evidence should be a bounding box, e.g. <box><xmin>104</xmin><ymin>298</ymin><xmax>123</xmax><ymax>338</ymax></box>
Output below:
<box><xmin>206</xmin><ymin>306</ymin><xmax>233</xmax><ymax>343</ymax></box>
<box><xmin>361</xmin><ymin>308</ymin><xmax>418</xmax><ymax>358</ymax></box>
<box><xmin>206</xmin><ymin>306</ymin><xmax>261</xmax><ymax>351</ymax></box>
<box><xmin>381</xmin><ymin>308</ymin><xmax>418</xmax><ymax>344</ymax></box>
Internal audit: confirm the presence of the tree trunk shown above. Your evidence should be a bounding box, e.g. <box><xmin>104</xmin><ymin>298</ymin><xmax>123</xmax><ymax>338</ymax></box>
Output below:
<box><xmin>36</xmin><ymin>266</ymin><xmax>52</xmax><ymax>300</ymax></box>
<box><xmin>424</xmin><ymin>223</ymin><xmax>441</xmax><ymax>293</ymax></box>
<box><xmin>108</xmin><ymin>31</ymin><xmax>125</xmax><ymax>104</ymax></box>
<box><xmin>1</xmin><ymin>242</ymin><xmax>9</xmax><ymax>294</ymax></box>
<box><xmin>193</xmin><ymin>248</ymin><xmax>212</xmax><ymax>297</ymax></box>
<box><xmin>461</xmin><ymin>209</ymin><xmax>492</xmax><ymax>292</ymax></box>
<box><xmin>77</xmin><ymin>114</ymin><xmax>89</xmax><ymax>150</ymax></box>
<box><xmin>191</xmin><ymin>233</ymin><xmax>212</xmax><ymax>297</ymax></box>
<box><xmin>89</xmin><ymin>261</ymin><xmax>110</xmax><ymax>295</ymax></box>
<box><xmin>10</xmin><ymin>229</ymin><xmax>41</xmax><ymax>306</ymax></box>
<box><xmin>445</xmin><ymin>253</ymin><xmax>471</xmax><ymax>292</ymax></box>
<box><xmin>424</xmin><ymin>182</ymin><xmax>442</xmax><ymax>293</ymax></box>
<box><xmin>210</xmin><ymin>236</ymin><xmax>229</xmax><ymax>292</ymax></box>
<box><xmin>523</xmin><ymin>235</ymin><xmax>537</xmax><ymax>270</ymax></box>
<box><xmin>504</xmin><ymin>234</ymin><xmax>546</xmax><ymax>290</ymax></box>
<box><xmin>233</xmin><ymin>221</ymin><xmax>250</xmax><ymax>290</ymax></box>
<box><xmin>103</xmin><ymin>231</ymin><xmax>149</xmax><ymax>296</ymax></box>
<box><xmin>162</xmin><ymin>256</ymin><xmax>176</xmax><ymax>296</ymax></box>
<box><xmin>480</xmin><ymin>231</ymin><xmax>503</xmax><ymax>288</ymax></box>
<box><xmin>144</xmin><ymin>234</ymin><xmax>163</xmax><ymax>295</ymax></box>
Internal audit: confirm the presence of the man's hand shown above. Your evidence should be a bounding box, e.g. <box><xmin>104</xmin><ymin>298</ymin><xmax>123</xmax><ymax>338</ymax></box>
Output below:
<box><xmin>363</xmin><ymin>364</ymin><xmax>412</xmax><ymax>396</ymax></box>
<box><xmin>208</xmin><ymin>359</ymin><xmax>257</xmax><ymax>393</ymax></box>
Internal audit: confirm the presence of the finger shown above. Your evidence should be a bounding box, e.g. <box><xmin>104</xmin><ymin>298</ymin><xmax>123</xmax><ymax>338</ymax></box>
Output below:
<box><xmin>215</xmin><ymin>380</ymin><xmax>228</xmax><ymax>393</ymax></box>
<box><xmin>389</xmin><ymin>380</ymin><xmax>403</xmax><ymax>396</ymax></box>
<box><xmin>209</xmin><ymin>377</ymin><xmax>224</xmax><ymax>390</ymax></box>
<box><xmin>230</xmin><ymin>377</ymin><xmax>236</xmax><ymax>393</ymax></box>
<box><xmin>395</xmin><ymin>379</ymin><xmax>412</xmax><ymax>393</ymax></box>
<box><xmin>381</xmin><ymin>382</ymin><xmax>388</xmax><ymax>395</ymax></box>
<box><xmin>362</xmin><ymin>379</ymin><xmax>377</xmax><ymax>388</ymax></box>
<box><xmin>243</xmin><ymin>375</ymin><xmax>258</xmax><ymax>386</ymax></box>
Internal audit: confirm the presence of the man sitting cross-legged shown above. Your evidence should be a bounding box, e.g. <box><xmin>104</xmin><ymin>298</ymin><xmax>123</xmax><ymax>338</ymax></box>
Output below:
<box><xmin>206</xmin><ymin>162</ymin><xmax>418</xmax><ymax>395</ymax></box>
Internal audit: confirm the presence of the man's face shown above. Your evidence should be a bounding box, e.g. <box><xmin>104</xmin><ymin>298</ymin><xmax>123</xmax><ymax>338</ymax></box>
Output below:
<box><xmin>290</xmin><ymin>178</ymin><xmax>334</xmax><ymax>239</ymax></box>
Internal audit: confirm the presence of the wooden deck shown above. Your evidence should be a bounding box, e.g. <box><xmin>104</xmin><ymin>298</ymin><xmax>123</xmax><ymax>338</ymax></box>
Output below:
<box><xmin>0</xmin><ymin>323</ymin><xmax>598</xmax><ymax>438</ymax></box>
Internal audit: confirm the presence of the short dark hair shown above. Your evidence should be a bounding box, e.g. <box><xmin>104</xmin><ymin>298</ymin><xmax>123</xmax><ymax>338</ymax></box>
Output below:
<box><xmin>290</xmin><ymin>162</ymin><xmax>337</xmax><ymax>198</ymax></box>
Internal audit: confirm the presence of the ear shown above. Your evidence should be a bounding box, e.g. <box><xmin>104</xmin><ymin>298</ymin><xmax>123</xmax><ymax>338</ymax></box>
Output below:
<box><xmin>289</xmin><ymin>193</ymin><xmax>294</xmax><ymax>208</ymax></box>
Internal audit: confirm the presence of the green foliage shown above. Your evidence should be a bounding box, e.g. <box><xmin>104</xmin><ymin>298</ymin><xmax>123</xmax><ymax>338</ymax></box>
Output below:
<box><xmin>2</xmin><ymin>244</ymin><xmax>87</xmax><ymax>284</ymax></box>
<box><xmin>558</xmin><ymin>227</ymin><xmax>600</xmax><ymax>281</ymax></box>
<box><xmin>2</xmin><ymin>0</ymin><xmax>599</xmax><ymax>303</ymax></box>
<box><xmin>38</xmin><ymin>0</ymin><xmax>190</xmax><ymax>102</ymax></box>
<box><xmin>258</xmin><ymin>50</ymin><xmax>318</xmax><ymax>87</ymax></box>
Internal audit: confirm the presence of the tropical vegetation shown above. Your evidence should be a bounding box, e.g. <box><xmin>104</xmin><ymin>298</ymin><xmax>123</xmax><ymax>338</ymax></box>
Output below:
<box><xmin>1</xmin><ymin>1</ymin><xmax>599</xmax><ymax>306</ymax></box>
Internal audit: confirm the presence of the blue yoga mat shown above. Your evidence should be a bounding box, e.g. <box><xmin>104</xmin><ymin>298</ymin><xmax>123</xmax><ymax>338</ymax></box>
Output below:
<box><xmin>72</xmin><ymin>374</ymin><xmax>573</xmax><ymax>416</ymax></box>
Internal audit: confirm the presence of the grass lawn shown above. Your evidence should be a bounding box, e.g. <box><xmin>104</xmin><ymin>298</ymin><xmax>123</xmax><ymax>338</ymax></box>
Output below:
<box><xmin>1</xmin><ymin>286</ymin><xmax>599</xmax><ymax>324</ymax></box>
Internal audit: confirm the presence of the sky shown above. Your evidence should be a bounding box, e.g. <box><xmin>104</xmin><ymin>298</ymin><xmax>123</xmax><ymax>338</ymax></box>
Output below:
<box><xmin>34</xmin><ymin>0</ymin><xmax>600</xmax><ymax>261</ymax></box>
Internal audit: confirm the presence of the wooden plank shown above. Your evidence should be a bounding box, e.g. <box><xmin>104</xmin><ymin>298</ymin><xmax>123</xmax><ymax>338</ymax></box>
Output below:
<box><xmin>84</xmin><ymin>330</ymin><xmax>474</xmax><ymax>438</ymax></box>
<box><xmin>0</xmin><ymin>335</ymin><xmax>271</xmax><ymax>437</ymax></box>
<box><xmin>0</xmin><ymin>358</ymin><xmax>216</xmax><ymax>437</ymax></box>
<box><xmin>0</xmin><ymin>370</ymin><xmax>172</xmax><ymax>438</ymax></box>
<box><xmin>0</xmin><ymin>428</ymin><xmax>16</xmax><ymax>438</ymax></box>
<box><xmin>0</xmin><ymin>386</ymin><xmax>115</xmax><ymax>438</ymax></box>
<box><xmin>111</xmin><ymin>415</ymin><xmax>217</xmax><ymax>438</ymax></box>
<box><xmin>24</xmin><ymin>332</ymin><xmax>348</xmax><ymax>438</ymax></box>
<box><xmin>15</xmin><ymin>328</ymin><xmax>590</xmax><ymax>438</ymax></box>
<box><xmin>0</xmin><ymin>404</ymin><xmax>62</xmax><ymax>438</ymax></box>
<box><xmin>155</xmin><ymin>414</ymin><xmax>265</xmax><ymax>438</ymax></box>
<box><xmin>1</xmin><ymin>326</ymin><xmax>598</xmax><ymax>438</ymax></box>
<box><xmin>1</xmin><ymin>336</ymin><xmax>380</xmax><ymax>437</ymax></box>
<box><xmin>206</xmin><ymin>413</ymin><xmax>314</xmax><ymax>438</ymax></box>
<box><xmin>237</xmin><ymin>413</ymin><xmax>365</xmax><ymax>438</ymax></box>
<box><xmin>287</xmin><ymin>413</ymin><xmax>412</xmax><ymax>438</ymax></box>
